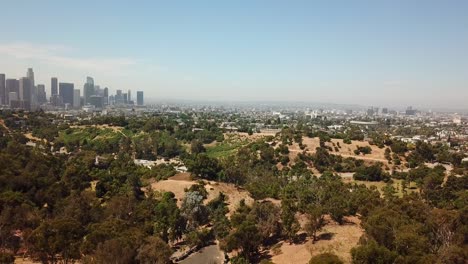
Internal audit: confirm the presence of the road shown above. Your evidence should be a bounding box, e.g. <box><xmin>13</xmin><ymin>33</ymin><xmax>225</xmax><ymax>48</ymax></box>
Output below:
<box><xmin>179</xmin><ymin>244</ymin><xmax>224</xmax><ymax>264</ymax></box>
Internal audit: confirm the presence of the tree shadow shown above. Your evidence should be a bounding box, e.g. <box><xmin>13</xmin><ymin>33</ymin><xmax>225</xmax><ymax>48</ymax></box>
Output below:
<box><xmin>254</xmin><ymin>249</ymin><xmax>273</xmax><ymax>263</ymax></box>
<box><xmin>292</xmin><ymin>233</ymin><xmax>308</xmax><ymax>244</ymax></box>
<box><xmin>317</xmin><ymin>232</ymin><xmax>335</xmax><ymax>241</ymax></box>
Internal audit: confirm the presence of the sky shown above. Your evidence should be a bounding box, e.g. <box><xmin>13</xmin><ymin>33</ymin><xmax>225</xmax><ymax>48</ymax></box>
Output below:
<box><xmin>0</xmin><ymin>0</ymin><xmax>467</xmax><ymax>109</ymax></box>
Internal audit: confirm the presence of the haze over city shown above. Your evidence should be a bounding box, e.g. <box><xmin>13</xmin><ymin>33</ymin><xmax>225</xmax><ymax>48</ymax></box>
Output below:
<box><xmin>1</xmin><ymin>1</ymin><xmax>468</xmax><ymax>109</ymax></box>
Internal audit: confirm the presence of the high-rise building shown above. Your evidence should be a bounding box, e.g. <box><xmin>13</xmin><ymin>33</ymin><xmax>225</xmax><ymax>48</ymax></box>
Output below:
<box><xmin>127</xmin><ymin>90</ymin><xmax>131</xmax><ymax>102</ymax></box>
<box><xmin>115</xmin><ymin>90</ymin><xmax>123</xmax><ymax>105</ymax></box>
<box><xmin>84</xmin><ymin>77</ymin><xmax>94</xmax><ymax>104</ymax></box>
<box><xmin>123</xmin><ymin>93</ymin><xmax>128</xmax><ymax>104</ymax></box>
<box><xmin>137</xmin><ymin>91</ymin><xmax>144</xmax><ymax>106</ymax></box>
<box><xmin>8</xmin><ymin>92</ymin><xmax>18</xmax><ymax>107</ymax></box>
<box><xmin>59</xmin><ymin>83</ymin><xmax>74</xmax><ymax>106</ymax></box>
<box><xmin>0</xmin><ymin>74</ymin><xmax>5</xmax><ymax>105</ymax></box>
<box><xmin>73</xmin><ymin>89</ymin><xmax>81</xmax><ymax>108</ymax></box>
<box><xmin>27</xmin><ymin>68</ymin><xmax>35</xmax><ymax>87</ymax></box>
<box><xmin>6</xmin><ymin>79</ymin><xmax>19</xmax><ymax>106</ymax></box>
<box><xmin>26</xmin><ymin>68</ymin><xmax>37</xmax><ymax>110</ymax></box>
<box><xmin>89</xmin><ymin>95</ymin><xmax>103</xmax><ymax>108</ymax></box>
<box><xmin>51</xmin><ymin>77</ymin><xmax>58</xmax><ymax>96</ymax></box>
<box><xmin>37</xmin><ymin>84</ymin><xmax>47</xmax><ymax>104</ymax></box>
<box><xmin>19</xmin><ymin>77</ymin><xmax>32</xmax><ymax>110</ymax></box>
<box><xmin>103</xmin><ymin>87</ymin><xmax>109</xmax><ymax>105</ymax></box>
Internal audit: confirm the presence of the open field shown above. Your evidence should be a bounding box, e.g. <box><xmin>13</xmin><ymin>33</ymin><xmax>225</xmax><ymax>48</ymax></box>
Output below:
<box><xmin>295</xmin><ymin>137</ymin><xmax>389</xmax><ymax>164</ymax></box>
<box><xmin>206</xmin><ymin>132</ymin><xmax>271</xmax><ymax>158</ymax></box>
<box><xmin>270</xmin><ymin>215</ymin><xmax>363</xmax><ymax>264</ymax></box>
<box><xmin>150</xmin><ymin>173</ymin><xmax>254</xmax><ymax>215</ymax></box>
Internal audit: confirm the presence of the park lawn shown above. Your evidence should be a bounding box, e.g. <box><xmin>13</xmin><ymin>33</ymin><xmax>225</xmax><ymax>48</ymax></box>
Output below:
<box><xmin>206</xmin><ymin>141</ymin><xmax>244</xmax><ymax>158</ymax></box>
<box><xmin>58</xmin><ymin>127</ymin><xmax>122</xmax><ymax>145</ymax></box>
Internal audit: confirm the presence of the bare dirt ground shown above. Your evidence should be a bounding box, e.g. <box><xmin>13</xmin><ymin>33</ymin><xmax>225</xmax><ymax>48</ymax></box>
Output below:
<box><xmin>289</xmin><ymin>137</ymin><xmax>389</xmax><ymax>164</ymax></box>
<box><xmin>14</xmin><ymin>258</ymin><xmax>52</xmax><ymax>264</ymax></box>
<box><xmin>24</xmin><ymin>133</ymin><xmax>44</xmax><ymax>142</ymax></box>
<box><xmin>0</xmin><ymin>119</ymin><xmax>10</xmax><ymax>131</ymax></box>
<box><xmin>150</xmin><ymin>173</ymin><xmax>254</xmax><ymax>215</ymax></box>
<box><xmin>270</xmin><ymin>216</ymin><xmax>363</xmax><ymax>264</ymax></box>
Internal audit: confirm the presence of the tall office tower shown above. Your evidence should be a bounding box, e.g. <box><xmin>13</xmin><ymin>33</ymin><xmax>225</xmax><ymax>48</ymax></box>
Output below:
<box><xmin>27</xmin><ymin>68</ymin><xmax>34</xmax><ymax>85</ymax></box>
<box><xmin>84</xmin><ymin>77</ymin><xmax>95</xmax><ymax>104</ymax></box>
<box><xmin>103</xmin><ymin>87</ymin><xmax>109</xmax><ymax>105</ymax></box>
<box><xmin>123</xmin><ymin>93</ymin><xmax>128</xmax><ymax>104</ymax></box>
<box><xmin>19</xmin><ymin>77</ymin><xmax>32</xmax><ymax>110</ymax></box>
<box><xmin>137</xmin><ymin>91</ymin><xmax>144</xmax><ymax>106</ymax></box>
<box><xmin>115</xmin><ymin>89</ymin><xmax>123</xmax><ymax>104</ymax></box>
<box><xmin>26</xmin><ymin>68</ymin><xmax>37</xmax><ymax>109</ymax></box>
<box><xmin>127</xmin><ymin>90</ymin><xmax>131</xmax><ymax>102</ymax></box>
<box><xmin>59</xmin><ymin>83</ymin><xmax>74</xmax><ymax>106</ymax></box>
<box><xmin>37</xmin><ymin>84</ymin><xmax>47</xmax><ymax>104</ymax></box>
<box><xmin>8</xmin><ymin>92</ymin><xmax>18</xmax><ymax>107</ymax></box>
<box><xmin>93</xmin><ymin>85</ymin><xmax>100</xmax><ymax>97</ymax></box>
<box><xmin>0</xmin><ymin>74</ymin><xmax>5</xmax><ymax>105</ymax></box>
<box><xmin>89</xmin><ymin>95</ymin><xmax>103</xmax><ymax>108</ymax></box>
<box><xmin>73</xmin><ymin>89</ymin><xmax>81</xmax><ymax>108</ymax></box>
<box><xmin>51</xmin><ymin>77</ymin><xmax>58</xmax><ymax>95</ymax></box>
<box><xmin>6</xmin><ymin>79</ymin><xmax>19</xmax><ymax>106</ymax></box>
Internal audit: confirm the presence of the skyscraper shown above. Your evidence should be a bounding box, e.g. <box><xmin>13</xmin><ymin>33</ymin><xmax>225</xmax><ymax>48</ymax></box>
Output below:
<box><xmin>84</xmin><ymin>77</ymin><xmax>95</xmax><ymax>105</ymax></box>
<box><xmin>37</xmin><ymin>84</ymin><xmax>47</xmax><ymax>104</ymax></box>
<box><xmin>51</xmin><ymin>77</ymin><xmax>58</xmax><ymax>95</ymax></box>
<box><xmin>59</xmin><ymin>83</ymin><xmax>74</xmax><ymax>106</ymax></box>
<box><xmin>26</xmin><ymin>68</ymin><xmax>37</xmax><ymax>110</ymax></box>
<box><xmin>8</xmin><ymin>92</ymin><xmax>18</xmax><ymax>107</ymax></box>
<box><xmin>127</xmin><ymin>90</ymin><xmax>131</xmax><ymax>102</ymax></box>
<box><xmin>103</xmin><ymin>87</ymin><xmax>109</xmax><ymax>105</ymax></box>
<box><xmin>137</xmin><ymin>91</ymin><xmax>144</xmax><ymax>106</ymax></box>
<box><xmin>27</xmin><ymin>68</ymin><xmax>34</xmax><ymax>87</ymax></box>
<box><xmin>73</xmin><ymin>89</ymin><xmax>81</xmax><ymax>108</ymax></box>
<box><xmin>6</xmin><ymin>79</ymin><xmax>19</xmax><ymax>106</ymax></box>
<box><xmin>0</xmin><ymin>74</ymin><xmax>5</xmax><ymax>105</ymax></box>
<box><xmin>115</xmin><ymin>89</ymin><xmax>123</xmax><ymax>105</ymax></box>
<box><xmin>89</xmin><ymin>95</ymin><xmax>103</xmax><ymax>108</ymax></box>
<box><xmin>19</xmin><ymin>77</ymin><xmax>32</xmax><ymax>110</ymax></box>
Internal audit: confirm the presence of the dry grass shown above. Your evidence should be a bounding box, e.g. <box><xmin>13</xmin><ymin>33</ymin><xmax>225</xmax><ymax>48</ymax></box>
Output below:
<box><xmin>150</xmin><ymin>174</ymin><xmax>254</xmax><ymax>215</ymax></box>
<box><xmin>270</xmin><ymin>216</ymin><xmax>363</xmax><ymax>264</ymax></box>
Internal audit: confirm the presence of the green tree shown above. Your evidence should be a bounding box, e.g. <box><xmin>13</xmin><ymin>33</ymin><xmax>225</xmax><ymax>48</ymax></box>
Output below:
<box><xmin>309</xmin><ymin>253</ymin><xmax>343</xmax><ymax>264</ymax></box>
<box><xmin>136</xmin><ymin>236</ymin><xmax>172</xmax><ymax>264</ymax></box>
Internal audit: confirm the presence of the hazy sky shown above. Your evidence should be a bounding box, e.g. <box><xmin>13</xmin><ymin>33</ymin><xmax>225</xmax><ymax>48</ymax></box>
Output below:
<box><xmin>1</xmin><ymin>0</ymin><xmax>467</xmax><ymax>109</ymax></box>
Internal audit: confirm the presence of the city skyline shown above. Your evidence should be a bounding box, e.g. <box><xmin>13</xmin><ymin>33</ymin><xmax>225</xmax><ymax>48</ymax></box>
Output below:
<box><xmin>1</xmin><ymin>1</ymin><xmax>468</xmax><ymax>109</ymax></box>
<box><xmin>0</xmin><ymin>67</ymin><xmax>144</xmax><ymax>110</ymax></box>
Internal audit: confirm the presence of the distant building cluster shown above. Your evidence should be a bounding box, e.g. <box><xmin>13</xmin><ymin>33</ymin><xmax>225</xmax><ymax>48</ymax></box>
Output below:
<box><xmin>0</xmin><ymin>68</ymin><xmax>145</xmax><ymax>111</ymax></box>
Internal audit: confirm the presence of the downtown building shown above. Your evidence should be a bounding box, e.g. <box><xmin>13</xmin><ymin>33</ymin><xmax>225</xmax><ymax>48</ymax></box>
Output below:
<box><xmin>59</xmin><ymin>82</ymin><xmax>74</xmax><ymax>108</ymax></box>
<box><xmin>137</xmin><ymin>91</ymin><xmax>144</xmax><ymax>106</ymax></box>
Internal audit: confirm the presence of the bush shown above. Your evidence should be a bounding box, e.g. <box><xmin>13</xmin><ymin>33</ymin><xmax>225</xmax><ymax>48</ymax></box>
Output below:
<box><xmin>309</xmin><ymin>253</ymin><xmax>343</xmax><ymax>264</ymax></box>
<box><xmin>0</xmin><ymin>252</ymin><xmax>14</xmax><ymax>264</ymax></box>
<box><xmin>354</xmin><ymin>164</ymin><xmax>389</xmax><ymax>182</ymax></box>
